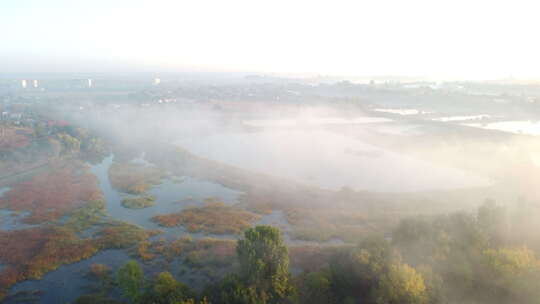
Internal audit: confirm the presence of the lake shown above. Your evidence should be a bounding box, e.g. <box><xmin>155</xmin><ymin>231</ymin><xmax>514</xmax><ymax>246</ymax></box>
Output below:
<box><xmin>176</xmin><ymin>128</ymin><xmax>490</xmax><ymax>192</ymax></box>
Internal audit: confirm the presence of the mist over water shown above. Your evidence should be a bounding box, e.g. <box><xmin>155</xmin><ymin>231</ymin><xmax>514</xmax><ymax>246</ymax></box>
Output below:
<box><xmin>176</xmin><ymin>127</ymin><xmax>490</xmax><ymax>192</ymax></box>
<box><xmin>3</xmin><ymin>0</ymin><xmax>540</xmax><ymax>302</ymax></box>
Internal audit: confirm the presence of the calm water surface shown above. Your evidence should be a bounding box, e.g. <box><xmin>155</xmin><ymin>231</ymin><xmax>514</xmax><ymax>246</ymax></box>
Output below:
<box><xmin>176</xmin><ymin>129</ymin><xmax>491</xmax><ymax>192</ymax></box>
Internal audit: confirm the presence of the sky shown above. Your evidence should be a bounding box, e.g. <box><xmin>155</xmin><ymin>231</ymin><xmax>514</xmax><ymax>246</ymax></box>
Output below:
<box><xmin>1</xmin><ymin>0</ymin><xmax>539</xmax><ymax>80</ymax></box>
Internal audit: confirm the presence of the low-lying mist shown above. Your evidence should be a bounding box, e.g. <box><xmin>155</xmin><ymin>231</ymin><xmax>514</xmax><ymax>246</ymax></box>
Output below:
<box><xmin>64</xmin><ymin>103</ymin><xmax>500</xmax><ymax>193</ymax></box>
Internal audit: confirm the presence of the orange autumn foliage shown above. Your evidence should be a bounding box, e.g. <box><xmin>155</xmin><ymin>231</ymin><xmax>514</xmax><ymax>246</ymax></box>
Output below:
<box><xmin>0</xmin><ymin>162</ymin><xmax>103</xmax><ymax>224</ymax></box>
<box><xmin>93</xmin><ymin>221</ymin><xmax>161</xmax><ymax>250</ymax></box>
<box><xmin>152</xmin><ymin>202</ymin><xmax>260</xmax><ymax>235</ymax></box>
<box><xmin>0</xmin><ymin>227</ymin><xmax>99</xmax><ymax>297</ymax></box>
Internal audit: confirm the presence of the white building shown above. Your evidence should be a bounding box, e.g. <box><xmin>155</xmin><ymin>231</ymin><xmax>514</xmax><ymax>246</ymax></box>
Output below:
<box><xmin>21</xmin><ymin>80</ymin><xmax>27</xmax><ymax>88</ymax></box>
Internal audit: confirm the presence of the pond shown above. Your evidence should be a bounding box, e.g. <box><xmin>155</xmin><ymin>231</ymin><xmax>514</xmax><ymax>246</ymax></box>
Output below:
<box><xmin>176</xmin><ymin>129</ymin><xmax>491</xmax><ymax>192</ymax></box>
<box><xmin>90</xmin><ymin>155</ymin><xmax>243</xmax><ymax>236</ymax></box>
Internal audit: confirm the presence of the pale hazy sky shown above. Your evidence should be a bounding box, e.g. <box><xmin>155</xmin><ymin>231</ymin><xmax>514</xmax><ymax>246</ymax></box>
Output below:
<box><xmin>1</xmin><ymin>0</ymin><xmax>539</xmax><ymax>79</ymax></box>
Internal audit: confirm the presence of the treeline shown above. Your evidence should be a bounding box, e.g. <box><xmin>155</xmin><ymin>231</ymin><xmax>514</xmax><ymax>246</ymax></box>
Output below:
<box><xmin>78</xmin><ymin>201</ymin><xmax>540</xmax><ymax>304</ymax></box>
<box><xmin>0</xmin><ymin>122</ymin><xmax>107</xmax><ymax>164</ymax></box>
<box><xmin>40</xmin><ymin>123</ymin><xmax>107</xmax><ymax>162</ymax></box>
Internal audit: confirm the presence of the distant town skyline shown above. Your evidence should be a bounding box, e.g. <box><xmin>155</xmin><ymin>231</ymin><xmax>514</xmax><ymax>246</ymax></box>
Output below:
<box><xmin>1</xmin><ymin>0</ymin><xmax>539</xmax><ymax>81</ymax></box>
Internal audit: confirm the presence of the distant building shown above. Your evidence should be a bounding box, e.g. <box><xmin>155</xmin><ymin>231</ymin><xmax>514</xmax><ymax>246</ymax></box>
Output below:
<box><xmin>154</xmin><ymin>78</ymin><xmax>161</xmax><ymax>85</ymax></box>
<box><xmin>88</xmin><ymin>79</ymin><xmax>93</xmax><ymax>88</ymax></box>
<box><xmin>21</xmin><ymin>80</ymin><xmax>27</xmax><ymax>89</ymax></box>
<box><xmin>33</xmin><ymin>80</ymin><xmax>39</xmax><ymax>88</ymax></box>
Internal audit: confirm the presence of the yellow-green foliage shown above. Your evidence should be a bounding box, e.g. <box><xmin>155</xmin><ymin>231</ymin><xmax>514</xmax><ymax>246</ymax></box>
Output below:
<box><xmin>108</xmin><ymin>162</ymin><xmax>166</xmax><ymax>194</ymax></box>
<box><xmin>483</xmin><ymin>247</ymin><xmax>540</xmax><ymax>277</ymax></box>
<box><xmin>376</xmin><ymin>263</ymin><xmax>428</xmax><ymax>304</ymax></box>
<box><xmin>94</xmin><ymin>221</ymin><xmax>161</xmax><ymax>249</ymax></box>
<box><xmin>63</xmin><ymin>199</ymin><xmax>107</xmax><ymax>231</ymax></box>
<box><xmin>153</xmin><ymin>202</ymin><xmax>260</xmax><ymax>235</ymax></box>
<box><xmin>482</xmin><ymin>246</ymin><xmax>540</xmax><ymax>301</ymax></box>
<box><xmin>121</xmin><ymin>195</ymin><xmax>156</xmax><ymax>209</ymax></box>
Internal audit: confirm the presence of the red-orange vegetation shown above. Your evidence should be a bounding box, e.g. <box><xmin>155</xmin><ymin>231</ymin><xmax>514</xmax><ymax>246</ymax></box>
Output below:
<box><xmin>152</xmin><ymin>202</ymin><xmax>260</xmax><ymax>235</ymax></box>
<box><xmin>133</xmin><ymin>237</ymin><xmax>237</xmax><ymax>268</ymax></box>
<box><xmin>0</xmin><ymin>221</ymin><xmax>160</xmax><ymax>298</ymax></box>
<box><xmin>93</xmin><ymin>221</ymin><xmax>161</xmax><ymax>250</ymax></box>
<box><xmin>136</xmin><ymin>241</ymin><xmax>156</xmax><ymax>261</ymax></box>
<box><xmin>108</xmin><ymin>162</ymin><xmax>166</xmax><ymax>194</ymax></box>
<box><xmin>0</xmin><ymin>127</ymin><xmax>31</xmax><ymax>151</ymax></box>
<box><xmin>0</xmin><ymin>162</ymin><xmax>103</xmax><ymax>224</ymax></box>
<box><xmin>0</xmin><ymin>226</ymin><xmax>98</xmax><ymax>297</ymax></box>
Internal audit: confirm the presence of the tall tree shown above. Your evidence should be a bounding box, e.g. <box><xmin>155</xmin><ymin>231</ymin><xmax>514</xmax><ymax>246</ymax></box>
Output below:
<box><xmin>236</xmin><ymin>225</ymin><xmax>294</xmax><ymax>303</ymax></box>
<box><xmin>148</xmin><ymin>271</ymin><xmax>196</xmax><ymax>304</ymax></box>
<box><xmin>117</xmin><ymin>260</ymin><xmax>144</xmax><ymax>303</ymax></box>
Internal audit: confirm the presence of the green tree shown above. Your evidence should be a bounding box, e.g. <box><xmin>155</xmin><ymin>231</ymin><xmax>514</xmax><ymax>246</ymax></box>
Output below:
<box><xmin>297</xmin><ymin>269</ymin><xmax>334</xmax><ymax>304</ymax></box>
<box><xmin>148</xmin><ymin>272</ymin><xmax>196</xmax><ymax>304</ymax></box>
<box><xmin>375</xmin><ymin>263</ymin><xmax>428</xmax><ymax>304</ymax></box>
<box><xmin>328</xmin><ymin>237</ymin><xmax>429</xmax><ymax>304</ymax></box>
<box><xmin>57</xmin><ymin>132</ymin><xmax>81</xmax><ymax>155</ymax></box>
<box><xmin>117</xmin><ymin>260</ymin><xmax>144</xmax><ymax>303</ymax></box>
<box><xmin>236</xmin><ymin>226</ymin><xmax>294</xmax><ymax>303</ymax></box>
<box><xmin>211</xmin><ymin>274</ymin><xmax>265</xmax><ymax>304</ymax></box>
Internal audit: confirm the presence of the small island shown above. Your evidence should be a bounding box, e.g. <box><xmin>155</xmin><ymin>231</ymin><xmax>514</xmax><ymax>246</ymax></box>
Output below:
<box><xmin>121</xmin><ymin>195</ymin><xmax>156</xmax><ymax>209</ymax></box>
